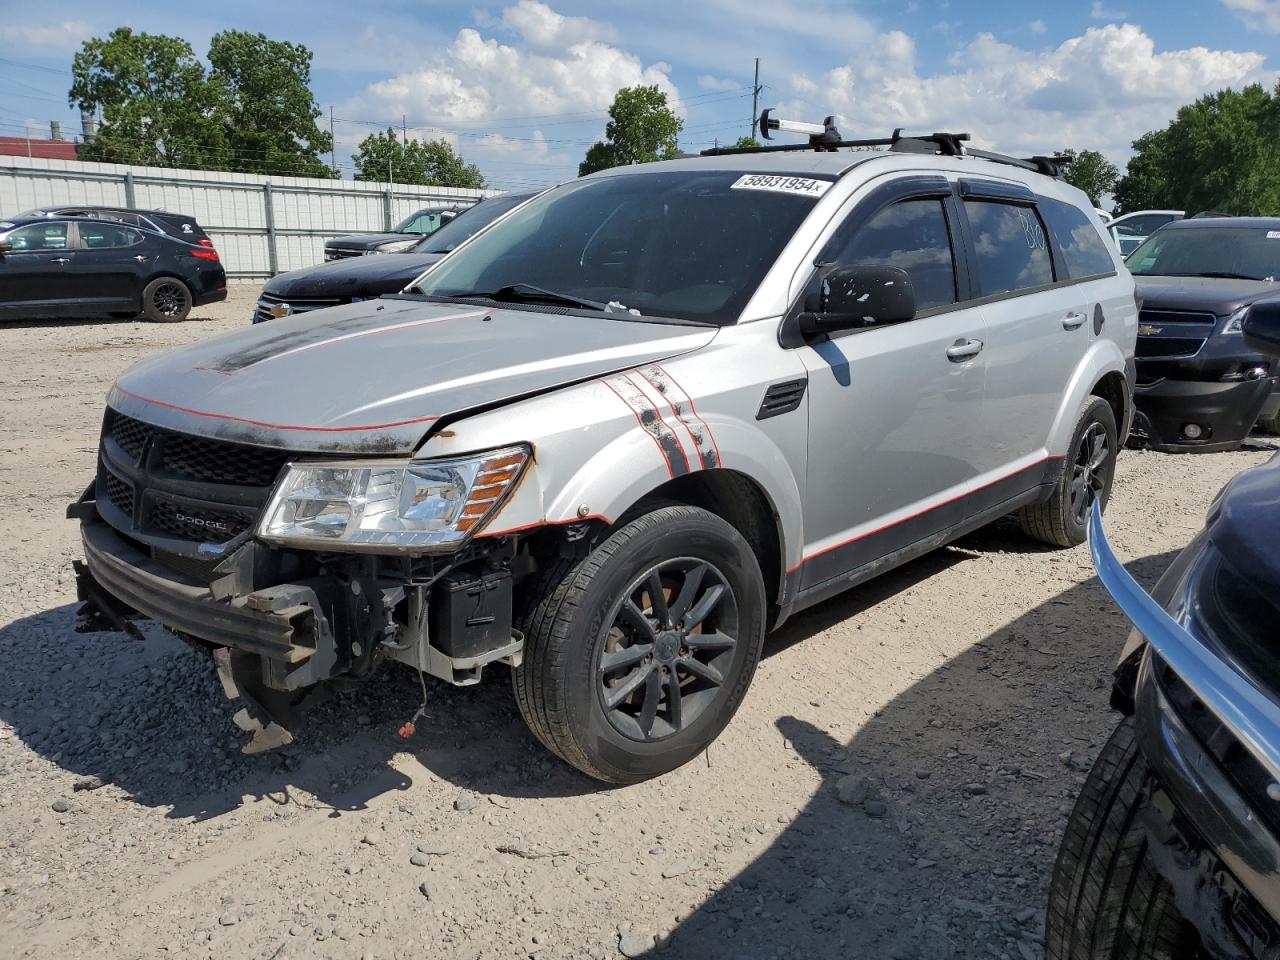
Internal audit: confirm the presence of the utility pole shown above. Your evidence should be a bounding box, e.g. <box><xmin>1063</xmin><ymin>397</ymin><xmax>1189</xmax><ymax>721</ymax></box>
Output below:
<box><xmin>750</xmin><ymin>58</ymin><xmax>761</xmax><ymax>139</ymax></box>
<box><xmin>329</xmin><ymin>106</ymin><xmax>336</xmax><ymax>175</ymax></box>
<box><xmin>402</xmin><ymin>115</ymin><xmax>408</xmax><ymax>148</ymax></box>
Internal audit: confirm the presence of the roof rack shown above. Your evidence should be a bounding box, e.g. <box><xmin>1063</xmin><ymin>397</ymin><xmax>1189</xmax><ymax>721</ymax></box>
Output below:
<box><xmin>700</xmin><ymin>110</ymin><xmax>1074</xmax><ymax>178</ymax></box>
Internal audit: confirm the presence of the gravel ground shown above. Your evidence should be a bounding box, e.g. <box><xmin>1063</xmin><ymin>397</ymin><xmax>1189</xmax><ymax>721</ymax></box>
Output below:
<box><xmin>0</xmin><ymin>286</ymin><xmax>1275</xmax><ymax>960</ymax></box>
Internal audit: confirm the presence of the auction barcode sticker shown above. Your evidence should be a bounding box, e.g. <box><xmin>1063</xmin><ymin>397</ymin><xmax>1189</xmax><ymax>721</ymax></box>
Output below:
<box><xmin>730</xmin><ymin>175</ymin><xmax>831</xmax><ymax>198</ymax></box>
<box><xmin>1267</xmin><ymin>230</ymin><xmax>1280</xmax><ymax>239</ymax></box>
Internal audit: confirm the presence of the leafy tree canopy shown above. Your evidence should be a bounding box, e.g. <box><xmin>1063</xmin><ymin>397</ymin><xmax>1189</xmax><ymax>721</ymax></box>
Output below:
<box><xmin>579</xmin><ymin>85</ymin><xmax>683</xmax><ymax>176</ymax></box>
<box><xmin>352</xmin><ymin>129</ymin><xmax>486</xmax><ymax>188</ymax></box>
<box><xmin>1060</xmin><ymin>148</ymin><xmax>1119</xmax><ymax>208</ymax></box>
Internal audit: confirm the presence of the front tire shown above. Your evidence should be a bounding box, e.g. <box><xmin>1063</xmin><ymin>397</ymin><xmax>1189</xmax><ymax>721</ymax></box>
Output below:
<box><xmin>513</xmin><ymin>505</ymin><xmax>766</xmax><ymax>784</ymax></box>
<box><xmin>1046</xmin><ymin>719</ymin><xmax>1203</xmax><ymax>959</ymax></box>
<box><xmin>1019</xmin><ymin>396</ymin><xmax>1118</xmax><ymax>548</ymax></box>
<box><xmin>142</xmin><ymin>277</ymin><xmax>192</xmax><ymax>323</ymax></box>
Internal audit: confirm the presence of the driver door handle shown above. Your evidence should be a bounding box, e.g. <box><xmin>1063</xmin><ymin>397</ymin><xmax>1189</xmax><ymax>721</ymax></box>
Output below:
<box><xmin>50</xmin><ymin>257</ymin><xmax>71</xmax><ymax>264</ymax></box>
<box><xmin>1062</xmin><ymin>312</ymin><xmax>1087</xmax><ymax>330</ymax></box>
<box><xmin>946</xmin><ymin>338</ymin><xmax>983</xmax><ymax>362</ymax></box>
<box><xmin>133</xmin><ymin>255</ymin><xmax>149</xmax><ymax>262</ymax></box>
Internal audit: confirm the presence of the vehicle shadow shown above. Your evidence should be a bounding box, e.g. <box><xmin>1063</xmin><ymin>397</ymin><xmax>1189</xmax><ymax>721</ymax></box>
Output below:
<box><xmin>637</xmin><ymin>543</ymin><xmax>1180</xmax><ymax>960</ymax></box>
<box><xmin>0</xmin><ymin>307</ymin><xmax>228</xmax><ymax>329</ymax></box>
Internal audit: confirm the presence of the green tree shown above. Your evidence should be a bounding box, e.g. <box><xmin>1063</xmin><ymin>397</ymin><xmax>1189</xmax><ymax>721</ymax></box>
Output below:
<box><xmin>70</xmin><ymin>28</ymin><xmax>224</xmax><ymax>168</ymax></box>
<box><xmin>1061</xmin><ymin>148</ymin><xmax>1119</xmax><ymax>208</ymax></box>
<box><xmin>731</xmin><ymin>135</ymin><xmax>760</xmax><ymax>149</ymax></box>
<box><xmin>352</xmin><ymin>129</ymin><xmax>486</xmax><ymax>188</ymax></box>
<box><xmin>579</xmin><ymin>85</ymin><xmax>683</xmax><ymax>176</ymax></box>
<box><xmin>206</xmin><ymin>31</ymin><xmax>333</xmax><ymax>178</ymax></box>
<box><xmin>1112</xmin><ymin>130</ymin><xmax>1170</xmax><ymax>214</ymax></box>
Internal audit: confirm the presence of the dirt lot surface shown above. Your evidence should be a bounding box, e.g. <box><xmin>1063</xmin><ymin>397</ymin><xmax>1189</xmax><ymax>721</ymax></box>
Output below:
<box><xmin>0</xmin><ymin>286</ymin><xmax>1274</xmax><ymax>960</ymax></box>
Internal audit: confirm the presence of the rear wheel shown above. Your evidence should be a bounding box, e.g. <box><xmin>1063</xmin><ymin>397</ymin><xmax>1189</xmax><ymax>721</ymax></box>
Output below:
<box><xmin>142</xmin><ymin>277</ymin><xmax>191</xmax><ymax>323</ymax></box>
<box><xmin>1255</xmin><ymin>409</ymin><xmax>1280</xmax><ymax>436</ymax></box>
<box><xmin>513</xmin><ymin>505</ymin><xmax>766</xmax><ymax>784</ymax></box>
<box><xmin>1046</xmin><ymin>719</ymin><xmax>1206</xmax><ymax>959</ymax></box>
<box><xmin>1019</xmin><ymin>396</ymin><xmax>1118</xmax><ymax>548</ymax></box>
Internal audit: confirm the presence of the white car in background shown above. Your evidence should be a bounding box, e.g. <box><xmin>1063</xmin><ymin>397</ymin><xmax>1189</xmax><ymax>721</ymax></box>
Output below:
<box><xmin>1108</xmin><ymin>209</ymin><xmax>1184</xmax><ymax>256</ymax></box>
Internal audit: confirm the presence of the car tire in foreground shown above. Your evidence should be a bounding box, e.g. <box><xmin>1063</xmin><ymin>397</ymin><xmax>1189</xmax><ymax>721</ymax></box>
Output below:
<box><xmin>513</xmin><ymin>505</ymin><xmax>766</xmax><ymax>784</ymax></box>
<box><xmin>1020</xmin><ymin>395</ymin><xmax>1118</xmax><ymax>548</ymax></box>
<box><xmin>1046</xmin><ymin>719</ymin><xmax>1202</xmax><ymax>959</ymax></box>
<box><xmin>141</xmin><ymin>277</ymin><xmax>192</xmax><ymax>323</ymax></box>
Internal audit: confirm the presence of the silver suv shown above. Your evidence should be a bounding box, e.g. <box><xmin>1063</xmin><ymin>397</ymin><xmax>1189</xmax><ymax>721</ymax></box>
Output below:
<box><xmin>71</xmin><ymin>123</ymin><xmax>1137</xmax><ymax>783</ymax></box>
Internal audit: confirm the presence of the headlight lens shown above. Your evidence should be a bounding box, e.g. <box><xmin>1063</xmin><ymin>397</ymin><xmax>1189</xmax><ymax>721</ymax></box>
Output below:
<box><xmin>367</xmin><ymin>238</ymin><xmax>419</xmax><ymax>255</ymax></box>
<box><xmin>1223</xmin><ymin>306</ymin><xmax>1249</xmax><ymax>334</ymax></box>
<box><xmin>258</xmin><ymin>445</ymin><xmax>529</xmax><ymax>551</ymax></box>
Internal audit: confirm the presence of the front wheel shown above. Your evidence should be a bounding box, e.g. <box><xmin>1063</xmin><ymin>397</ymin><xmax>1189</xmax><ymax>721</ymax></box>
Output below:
<box><xmin>1019</xmin><ymin>396</ymin><xmax>1118</xmax><ymax>548</ymax></box>
<box><xmin>142</xmin><ymin>277</ymin><xmax>192</xmax><ymax>323</ymax></box>
<box><xmin>513</xmin><ymin>505</ymin><xmax>767</xmax><ymax>784</ymax></box>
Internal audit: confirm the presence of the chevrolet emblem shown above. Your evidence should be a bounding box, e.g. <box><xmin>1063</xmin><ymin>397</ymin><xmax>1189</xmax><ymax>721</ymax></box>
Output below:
<box><xmin>269</xmin><ymin>303</ymin><xmax>293</xmax><ymax>319</ymax></box>
<box><xmin>1137</xmin><ymin>324</ymin><xmax>1161</xmax><ymax>336</ymax></box>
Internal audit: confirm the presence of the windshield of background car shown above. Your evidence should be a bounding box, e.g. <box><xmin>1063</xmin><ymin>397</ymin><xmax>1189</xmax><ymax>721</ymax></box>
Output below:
<box><xmin>395</xmin><ymin>210</ymin><xmax>447</xmax><ymax>235</ymax></box>
<box><xmin>415</xmin><ymin>194</ymin><xmax>531</xmax><ymax>254</ymax></box>
<box><xmin>413</xmin><ymin>170</ymin><xmax>832</xmax><ymax>325</ymax></box>
<box><xmin>1127</xmin><ymin>227</ymin><xmax>1280</xmax><ymax>281</ymax></box>
<box><xmin>1112</xmin><ymin>213</ymin><xmax>1175</xmax><ymax>238</ymax></box>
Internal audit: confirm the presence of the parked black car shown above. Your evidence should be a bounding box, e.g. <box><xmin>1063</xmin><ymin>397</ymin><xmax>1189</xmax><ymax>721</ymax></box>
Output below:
<box><xmin>1047</xmin><ymin>303</ymin><xmax>1280</xmax><ymax>958</ymax></box>
<box><xmin>254</xmin><ymin>192</ymin><xmax>533</xmax><ymax>323</ymax></box>
<box><xmin>1128</xmin><ymin>217</ymin><xmax>1280</xmax><ymax>451</ymax></box>
<box><xmin>323</xmin><ymin>204</ymin><xmax>470</xmax><ymax>260</ymax></box>
<box><xmin>0</xmin><ymin>212</ymin><xmax>226</xmax><ymax>322</ymax></box>
<box><xmin>23</xmin><ymin>205</ymin><xmax>215</xmax><ymax>248</ymax></box>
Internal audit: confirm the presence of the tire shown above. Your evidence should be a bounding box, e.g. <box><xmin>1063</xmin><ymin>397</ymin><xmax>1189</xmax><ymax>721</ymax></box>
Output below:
<box><xmin>1020</xmin><ymin>396</ymin><xmax>1118</xmax><ymax>548</ymax></box>
<box><xmin>1046</xmin><ymin>719</ymin><xmax>1203</xmax><ymax>959</ymax></box>
<box><xmin>513</xmin><ymin>505</ymin><xmax>767</xmax><ymax>784</ymax></box>
<box><xmin>141</xmin><ymin>277</ymin><xmax>192</xmax><ymax>323</ymax></box>
<box><xmin>1255</xmin><ymin>410</ymin><xmax>1280</xmax><ymax>436</ymax></box>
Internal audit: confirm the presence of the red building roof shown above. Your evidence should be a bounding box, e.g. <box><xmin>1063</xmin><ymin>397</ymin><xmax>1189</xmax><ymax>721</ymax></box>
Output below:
<box><xmin>0</xmin><ymin>137</ymin><xmax>79</xmax><ymax>161</ymax></box>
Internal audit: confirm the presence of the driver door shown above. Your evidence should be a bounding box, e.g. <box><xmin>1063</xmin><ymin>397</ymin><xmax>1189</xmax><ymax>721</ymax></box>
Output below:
<box><xmin>794</xmin><ymin>189</ymin><xmax>991</xmax><ymax>592</ymax></box>
<box><xmin>0</xmin><ymin>220</ymin><xmax>75</xmax><ymax>316</ymax></box>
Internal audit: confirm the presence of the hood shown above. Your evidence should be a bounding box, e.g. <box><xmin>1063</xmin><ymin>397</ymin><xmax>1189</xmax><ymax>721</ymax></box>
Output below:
<box><xmin>263</xmin><ymin>253</ymin><xmax>444</xmax><ymax>300</ymax></box>
<box><xmin>108</xmin><ymin>298</ymin><xmax>718</xmax><ymax>454</ymax></box>
<box><xmin>1208</xmin><ymin>452</ymin><xmax>1280</xmax><ymax>605</ymax></box>
<box><xmin>1135</xmin><ymin>275</ymin><xmax>1280</xmax><ymax>317</ymax></box>
<box><xmin>325</xmin><ymin>233</ymin><xmax>409</xmax><ymax>251</ymax></box>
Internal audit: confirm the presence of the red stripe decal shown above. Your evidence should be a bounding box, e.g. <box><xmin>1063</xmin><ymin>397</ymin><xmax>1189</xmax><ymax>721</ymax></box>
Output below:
<box><xmin>623</xmin><ymin>372</ymin><xmax>691</xmax><ymax>475</ymax></box>
<box><xmin>787</xmin><ymin>455</ymin><xmax>1066</xmax><ymax>574</ymax></box>
<box><xmin>651</xmin><ymin>364</ymin><xmax>721</xmax><ymax>468</ymax></box>
<box><xmin>113</xmin><ymin>385</ymin><xmax>438</xmax><ymax>434</ymax></box>
<box><xmin>600</xmin><ymin>377</ymin><xmax>675</xmax><ymax>478</ymax></box>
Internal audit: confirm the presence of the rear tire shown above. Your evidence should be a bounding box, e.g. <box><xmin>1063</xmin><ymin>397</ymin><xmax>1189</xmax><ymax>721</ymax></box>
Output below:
<box><xmin>513</xmin><ymin>505</ymin><xmax>766</xmax><ymax>784</ymax></box>
<box><xmin>1020</xmin><ymin>396</ymin><xmax>1118</xmax><ymax>548</ymax></box>
<box><xmin>142</xmin><ymin>278</ymin><xmax>192</xmax><ymax>323</ymax></box>
<box><xmin>1046</xmin><ymin>719</ymin><xmax>1204</xmax><ymax>959</ymax></box>
<box><xmin>1255</xmin><ymin>410</ymin><xmax>1280</xmax><ymax>436</ymax></box>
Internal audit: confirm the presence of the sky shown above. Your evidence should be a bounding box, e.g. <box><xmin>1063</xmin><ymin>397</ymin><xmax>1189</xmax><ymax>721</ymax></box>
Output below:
<box><xmin>0</xmin><ymin>0</ymin><xmax>1277</xmax><ymax>192</ymax></box>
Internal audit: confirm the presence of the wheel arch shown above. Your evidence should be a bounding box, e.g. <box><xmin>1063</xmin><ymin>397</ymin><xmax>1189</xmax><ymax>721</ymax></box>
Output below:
<box><xmin>1047</xmin><ymin>341</ymin><xmax>1131</xmax><ymax>456</ymax></box>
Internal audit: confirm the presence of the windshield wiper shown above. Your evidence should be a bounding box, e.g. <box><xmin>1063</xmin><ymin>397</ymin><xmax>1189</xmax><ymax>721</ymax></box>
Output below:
<box><xmin>461</xmin><ymin>283</ymin><xmax>612</xmax><ymax>312</ymax></box>
<box><xmin>1145</xmin><ymin>271</ymin><xmax>1265</xmax><ymax>281</ymax></box>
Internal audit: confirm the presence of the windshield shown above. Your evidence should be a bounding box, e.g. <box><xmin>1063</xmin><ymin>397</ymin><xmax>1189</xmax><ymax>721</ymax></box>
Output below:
<box><xmin>412</xmin><ymin>169</ymin><xmax>831</xmax><ymax>325</ymax></box>
<box><xmin>413</xmin><ymin>194</ymin><xmax>532</xmax><ymax>254</ymax></box>
<box><xmin>394</xmin><ymin>209</ymin><xmax>450</xmax><ymax>235</ymax></box>
<box><xmin>1127</xmin><ymin>227</ymin><xmax>1280</xmax><ymax>281</ymax></box>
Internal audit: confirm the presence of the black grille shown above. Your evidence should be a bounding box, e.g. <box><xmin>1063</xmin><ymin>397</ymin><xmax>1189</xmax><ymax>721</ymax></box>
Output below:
<box><xmin>149</xmin><ymin>498</ymin><xmax>254</xmax><ymax>543</ymax></box>
<box><xmin>1137</xmin><ymin>337</ymin><xmax>1206</xmax><ymax>359</ymax></box>
<box><xmin>253</xmin><ymin>293</ymin><xmax>345</xmax><ymax>324</ymax></box>
<box><xmin>757</xmin><ymin>379</ymin><xmax>808</xmax><ymax>420</ymax></box>
<box><xmin>160</xmin><ymin>432</ymin><xmax>290</xmax><ymax>487</ymax></box>
<box><xmin>1140</xmin><ymin>308</ymin><xmax>1218</xmax><ymax>325</ymax></box>
<box><xmin>103</xmin><ymin>470</ymin><xmax>134</xmax><ymax>518</ymax></box>
<box><xmin>109</xmin><ymin>411</ymin><xmax>152</xmax><ymax>462</ymax></box>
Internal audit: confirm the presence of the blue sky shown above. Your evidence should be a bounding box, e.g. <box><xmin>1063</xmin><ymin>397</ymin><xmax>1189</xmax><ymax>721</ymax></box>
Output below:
<box><xmin>1</xmin><ymin>0</ymin><xmax>1277</xmax><ymax>192</ymax></box>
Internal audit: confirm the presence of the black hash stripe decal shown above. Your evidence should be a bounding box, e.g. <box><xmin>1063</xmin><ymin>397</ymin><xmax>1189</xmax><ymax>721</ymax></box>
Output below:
<box><xmin>635</xmin><ymin>366</ymin><xmax>719</xmax><ymax>469</ymax></box>
<box><xmin>603</xmin><ymin>374</ymin><xmax>690</xmax><ymax>477</ymax></box>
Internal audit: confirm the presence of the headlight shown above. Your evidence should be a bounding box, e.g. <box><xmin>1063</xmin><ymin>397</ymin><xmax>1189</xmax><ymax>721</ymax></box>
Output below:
<box><xmin>367</xmin><ymin>238</ymin><xmax>419</xmax><ymax>255</ymax></box>
<box><xmin>1223</xmin><ymin>306</ymin><xmax>1249</xmax><ymax>334</ymax></box>
<box><xmin>258</xmin><ymin>445</ymin><xmax>530</xmax><ymax>552</ymax></box>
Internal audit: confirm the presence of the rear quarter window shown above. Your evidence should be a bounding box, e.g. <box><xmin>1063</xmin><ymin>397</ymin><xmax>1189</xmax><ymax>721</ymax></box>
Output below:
<box><xmin>1039</xmin><ymin>198</ymin><xmax>1116</xmax><ymax>279</ymax></box>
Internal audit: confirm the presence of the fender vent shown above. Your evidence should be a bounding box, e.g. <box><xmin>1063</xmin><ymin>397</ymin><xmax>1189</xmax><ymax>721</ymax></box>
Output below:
<box><xmin>756</xmin><ymin>379</ymin><xmax>807</xmax><ymax>420</ymax></box>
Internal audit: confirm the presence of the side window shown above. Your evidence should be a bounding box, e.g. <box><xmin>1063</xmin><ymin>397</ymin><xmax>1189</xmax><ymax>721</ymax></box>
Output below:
<box><xmin>79</xmin><ymin>223</ymin><xmax>145</xmax><ymax>249</ymax></box>
<box><xmin>4</xmin><ymin>222</ymin><xmax>70</xmax><ymax>252</ymax></box>
<box><xmin>963</xmin><ymin>200</ymin><xmax>1053</xmax><ymax>296</ymax></box>
<box><xmin>1039</xmin><ymin>198</ymin><xmax>1116</xmax><ymax>279</ymax></box>
<box><xmin>827</xmin><ymin>198</ymin><xmax>957</xmax><ymax>310</ymax></box>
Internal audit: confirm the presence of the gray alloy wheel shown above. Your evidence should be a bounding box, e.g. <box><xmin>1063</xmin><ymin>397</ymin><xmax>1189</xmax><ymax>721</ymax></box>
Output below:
<box><xmin>142</xmin><ymin>277</ymin><xmax>192</xmax><ymax>323</ymax></box>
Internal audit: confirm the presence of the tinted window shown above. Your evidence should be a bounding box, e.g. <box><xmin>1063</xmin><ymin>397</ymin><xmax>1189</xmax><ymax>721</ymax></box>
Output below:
<box><xmin>416</xmin><ymin>170</ymin><xmax>827</xmax><ymax>325</ymax></box>
<box><xmin>1113</xmin><ymin>214</ymin><xmax>1174</xmax><ymax>237</ymax></box>
<box><xmin>397</xmin><ymin>211</ymin><xmax>446</xmax><ymax>235</ymax></box>
<box><xmin>4</xmin><ymin>222</ymin><xmax>69</xmax><ymax>251</ymax></box>
<box><xmin>1127</xmin><ymin>227</ymin><xmax>1280</xmax><ymax>281</ymax></box>
<box><xmin>79</xmin><ymin>223</ymin><xmax>145</xmax><ymax>249</ymax></box>
<box><xmin>1039</xmin><ymin>198</ymin><xmax>1116</xmax><ymax>279</ymax></box>
<box><xmin>828</xmin><ymin>199</ymin><xmax>957</xmax><ymax>310</ymax></box>
<box><xmin>964</xmin><ymin>201</ymin><xmax>1053</xmax><ymax>295</ymax></box>
<box><xmin>417</xmin><ymin>194</ymin><xmax>531</xmax><ymax>254</ymax></box>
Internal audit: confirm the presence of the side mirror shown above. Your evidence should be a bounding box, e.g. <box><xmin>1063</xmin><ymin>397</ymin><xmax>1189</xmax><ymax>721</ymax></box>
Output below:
<box><xmin>1242</xmin><ymin>301</ymin><xmax>1280</xmax><ymax>357</ymax></box>
<box><xmin>798</xmin><ymin>264</ymin><xmax>915</xmax><ymax>336</ymax></box>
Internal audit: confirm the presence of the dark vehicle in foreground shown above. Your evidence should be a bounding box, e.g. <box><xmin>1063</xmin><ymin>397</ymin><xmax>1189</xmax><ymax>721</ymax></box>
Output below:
<box><xmin>323</xmin><ymin>204</ymin><xmax>468</xmax><ymax>261</ymax></box>
<box><xmin>1128</xmin><ymin>218</ymin><xmax>1280</xmax><ymax>451</ymax></box>
<box><xmin>254</xmin><ymin>192</ymin><xmax>533</xmax><ymax>323</ymax></box>
<box><xmin>0</xmin><ymin>212</ymin><xmax>226</xmax><ymax>322</ymax></box>
<box><xmin>1049</xmin><ymin>307</ymin><xmax>1280</xmax><ymax>958</ymax></box>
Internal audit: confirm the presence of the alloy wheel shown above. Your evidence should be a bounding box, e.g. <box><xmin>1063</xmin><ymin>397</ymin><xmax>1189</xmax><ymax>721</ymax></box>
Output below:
<box><xmin>1071</xmin><ymin>421</ymin><xmax>1110</xmax><ymax>525</ymax></box>
<box><xmin>152</xmin><ymin>282</ymin><xmax>189</xmax><ymax>318</ymax></box>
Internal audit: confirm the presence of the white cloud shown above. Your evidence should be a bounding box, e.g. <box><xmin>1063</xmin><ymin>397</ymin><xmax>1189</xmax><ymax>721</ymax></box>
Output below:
<box><xmin>1221</xmin><ymin>0</ymin><xmax>1280</xmax><ymax>32</ymax></box>
<box><xmin>1029</xmin><ymin>19</ymin><xmax>1047</xmax><ymax>34</ymax></box>
<box><xmin>499</xmin><ymin>0</ymin><xmax>616</xmax><ymax>50</ymax></box>
<box><xmin>0</xmin><ymin>20</ymin><xmax>93</xmax><ymax>52</ymax></box>
<box><xmin>1089</xmin><ymin>1</ymin><xmax>1128</xmax><ymax>19</ymax></box>
<box><xmin>698</xmin><ymin>75</ymin><xmax>741</xmax><ymax>92</ymax></box>
<box><xmin>809</xmin><ymin>24</ymin><xmax>1275</xmax><ymax>163</ymax></box>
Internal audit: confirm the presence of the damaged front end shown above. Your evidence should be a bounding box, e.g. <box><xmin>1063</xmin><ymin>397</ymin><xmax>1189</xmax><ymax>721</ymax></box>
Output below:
<box><xmin>70</xmin><ymin>409</ymin><xmax>526</xmax><ymax>751</ymax></box>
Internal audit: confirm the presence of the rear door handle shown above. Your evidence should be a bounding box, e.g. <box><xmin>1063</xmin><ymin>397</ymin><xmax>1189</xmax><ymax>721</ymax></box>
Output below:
<box><xmin>1062</xmin><ymin>312</ymin><xmax>1087</xmax><ymax>330</ymax></box>
<box><xmin>133</xmin><ymin>255</ymin><xmax>149</xmax><ymax>262</ymax></box>
<box><xmin>50</xmin><ymin>257</ymin><xmax>71</xmax><ymax>264</ymax></box>
<box><xmin>946</xmin><ymin>338</ymin><xmax>984</xmax><ymax>362</ymax></box>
